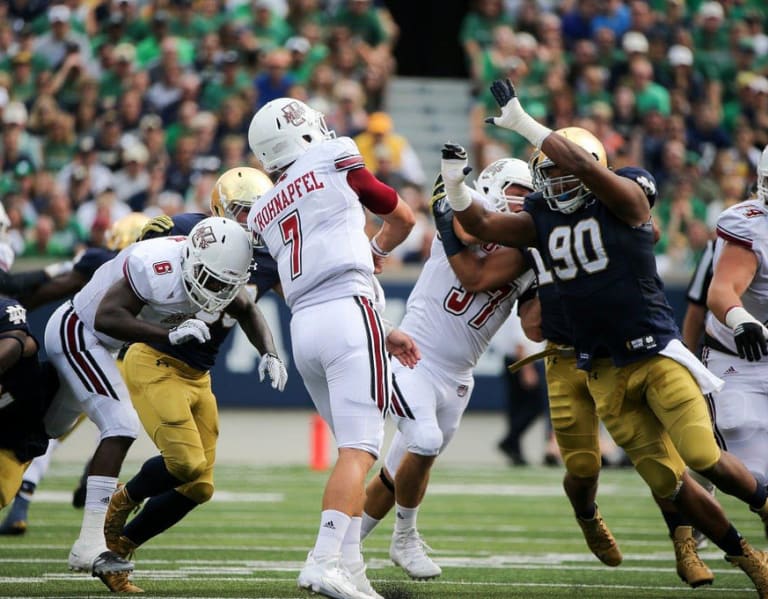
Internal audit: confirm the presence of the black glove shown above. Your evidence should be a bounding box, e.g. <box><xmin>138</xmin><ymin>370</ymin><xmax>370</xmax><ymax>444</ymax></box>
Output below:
<box><xmin>430</xmin><ymin>173</ymin><xmax>465</xmax><ymax>257</ymax></box>
<box><xmin>138</xmin><ymin>215</ymin><xmax>174</xmax><ymax>241</ymax></box>
<box><xmin>734</xmin><ymin>322</ymin><xmax>768</xmax><ymax>362</ymax></box>
<box><xmin>484</xmin><ymin>79</ymin><xmax>519</xmax><ymax>125</ymax></box>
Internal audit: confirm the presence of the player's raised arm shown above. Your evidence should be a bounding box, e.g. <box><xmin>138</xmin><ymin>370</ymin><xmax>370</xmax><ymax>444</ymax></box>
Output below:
<box><xmin>439</xmin><ymin>144</ymin><xmax>536</xmax><ymax>248</ymax></box>
<box><xmin>485</xmin><ymin>78</ymin><xmax>649</xmax><ymax>227</ymax></box>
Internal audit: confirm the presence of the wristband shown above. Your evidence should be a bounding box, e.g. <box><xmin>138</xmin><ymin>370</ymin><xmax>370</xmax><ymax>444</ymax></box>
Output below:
<box><xmin>370</xmin><ymin>237</ymin><xmax>390</xmax><ymax>257</ymax></box>
<box><xmin>444</xmin><ymin>182</ymin><xmax>473</xmax><ymax>212</ymax></box>
<box><xmin>725</xmin><ymin>306</ymin><xmax>760</xmax><ymax>330</ymax></box>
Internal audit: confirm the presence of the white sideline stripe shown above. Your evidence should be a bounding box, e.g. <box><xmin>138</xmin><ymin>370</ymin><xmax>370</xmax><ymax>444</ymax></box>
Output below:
<box><xmin>30</xmin><ymin>490</ymin><xmax>284</xmax><ymax>503</ymax></box>
<box><xmin>428</xmin><ymin>483</ymin><xmax>619</xmax><ymax>496</ymax></box>
<box><xmin>0</xmin><ymin>576</ymin><xmax>754</xmax><ymax>594</ymax></box>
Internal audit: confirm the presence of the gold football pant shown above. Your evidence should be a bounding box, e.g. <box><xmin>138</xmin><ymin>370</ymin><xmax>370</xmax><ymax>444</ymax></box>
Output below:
<box><xmin>587</xmin><ymin>354</ymin><xmax>720</xmax><ymax>498</ymax></box>
<box><xmin>0</xmin><ymin>450</ymin><xmax>29</xmax><ymax>508</ymax></box>
<box><xmin>122</xmin><ymin>343</ymin><xmax>218</xmax><ymax>504</ymax></box>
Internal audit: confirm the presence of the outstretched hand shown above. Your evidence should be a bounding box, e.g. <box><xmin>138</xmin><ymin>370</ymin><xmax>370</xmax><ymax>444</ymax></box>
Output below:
<box><xmin>386</xmin><ymin>328</ymin><xmax>421</xmax><ymax>369</ymax></box>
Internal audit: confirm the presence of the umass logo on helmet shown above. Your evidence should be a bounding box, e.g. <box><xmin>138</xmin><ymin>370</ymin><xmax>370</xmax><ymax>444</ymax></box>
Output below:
<box><xmin>281</xmin><ymin>101</ymin><xmax>307</xmax><ymax>127</ymax></box>
<box><xmin>192</xmin><ymin>225</ymin><xmax>217</xmax><ymax>249</ymax></box>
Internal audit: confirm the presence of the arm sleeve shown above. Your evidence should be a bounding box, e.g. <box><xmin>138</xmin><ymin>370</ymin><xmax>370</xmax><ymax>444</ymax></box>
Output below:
<box><xmin>0</xmin><ymin>270</ymin><xmax>48</xmax><ymax>297</ymax></box>
<box><xmin>347</xmin><ymin>167</ymin><xmax>398</xmax><ymax>215</ymax></box>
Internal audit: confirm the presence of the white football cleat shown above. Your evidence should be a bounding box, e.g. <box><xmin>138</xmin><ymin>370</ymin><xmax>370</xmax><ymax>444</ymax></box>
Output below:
<box><xmin>69</xmin><ymin>539</ymin><xmax>134</xmax><ymax>574</ymax></box>
<box><xmin>390</xmin><ymin>527</ymin><xmax>442</xmax><ymax>580</ymax></box>
<box><xmin>346</xmin><ymin>559</ymin><xmax>384</xmax><ymax>599</ymax></box>
<box><xmin>297</xmin><ymin>552</ymin><xmax>370</xmax><ymax>599</ymax></box>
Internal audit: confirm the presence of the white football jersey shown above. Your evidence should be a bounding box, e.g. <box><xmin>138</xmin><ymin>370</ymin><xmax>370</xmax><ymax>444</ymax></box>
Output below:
<box><xmin>72</xmin><ymin>237</ymin><xmax>205</xmax><ymax>349</ymax></box>
<box><xmin>400</xmin><ymin>230</ymin><xmax>535</xmax><ymax>374</ymax></box>
<box><xmin>706</xmin><ymin>198</ymin><xmax>768</xmax><ymax>353</ymax></box>
<box><xmin>247</xmin><ymin>137</ymin><xmax>375</xmax><ymax>312</ymax></box>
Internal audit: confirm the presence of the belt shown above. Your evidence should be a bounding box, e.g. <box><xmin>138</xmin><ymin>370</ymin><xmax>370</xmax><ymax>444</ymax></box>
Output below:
<box><xmin>507</xmin><ymin>345</ymin><xmax>575</xmax><ymax>374</ymax></box>
<box><xmin>703</xmin><ymin>332</ymin><xmax>738</xmax><ymax>357</ymax></box>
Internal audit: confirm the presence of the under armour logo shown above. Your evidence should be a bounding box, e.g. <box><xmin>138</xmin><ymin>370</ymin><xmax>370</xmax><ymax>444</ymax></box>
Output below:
<box><xmin>322</xmin><ymin>520</ymin><xmax>335</xmax><ymax>530</ymax></box>
<box><xmin>5</xmin><ymin>304</ymin><xmax>26</xmax><ymax>325</ymax></box>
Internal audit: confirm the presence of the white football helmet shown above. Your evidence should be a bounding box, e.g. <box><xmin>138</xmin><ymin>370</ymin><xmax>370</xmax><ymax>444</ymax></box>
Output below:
<box><xmin>247</xmin><ymin>98</ymin><xmax>335</xmax><ymax>173</ymax></box>
<box><xmin>758</xmin><ymin>144</ymin><xmax>768</xmax><ymax>205</ymax></box>
<box><xmin>181</xmin><ymin>217</ymin><xmax>252</xmax><ymax>313</ymax></box>
<box><xmin>474</xmin><ymin>158</ymin><xmax>534</xmax><ymax>212</ymax></box>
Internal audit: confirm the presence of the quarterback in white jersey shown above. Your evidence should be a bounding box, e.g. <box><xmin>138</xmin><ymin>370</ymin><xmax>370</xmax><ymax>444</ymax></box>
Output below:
<box><xmin>43</xmin><ymin>217</ymin><xmax>252</xmax><ymax>590</ymax></box>
<box><xmin>361</xmin><ymin>159</ymin><xmax>535</xmax><ymax>580</ymax></box>
<box><xmin>247</xmin><ymin>98</ymin><xmax>417</xmax><ymax>599</ymax></box>
<box><xmin>705</xmin><ymin>146</ymin><xmax>768</xmax><ymax>490</ymax></box>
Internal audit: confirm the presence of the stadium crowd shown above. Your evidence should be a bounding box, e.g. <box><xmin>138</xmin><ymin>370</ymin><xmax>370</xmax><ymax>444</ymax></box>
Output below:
<box><xmin>0</xmin><ymin>0</ymin><xmax>766</xmax><ymax>277</ymax></box>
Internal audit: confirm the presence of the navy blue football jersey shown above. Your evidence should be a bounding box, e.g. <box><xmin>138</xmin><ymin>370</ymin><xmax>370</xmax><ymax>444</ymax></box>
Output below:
<box><xmin>146</xmin><ymin>213</ymin><xmax>281</xmax><ymax>371</ymax></box>
<box><xmin>523</xmin><ymin>167</ymin><xmax>679</xmax><ymax>370</ymax></box>
<box><xmin>0</xmin><ymin>298</ymin><xmax>58</xmax><ymax>461</ymax></box>
<box><xmin>74</xmin><ymin>247</ymin><xmax>118</xmax><ymax>279</ymax></box>
<box><xmin>524</xmin><ymin>248</ymin><xmax>574</xmax><ymax>346</ymax></box>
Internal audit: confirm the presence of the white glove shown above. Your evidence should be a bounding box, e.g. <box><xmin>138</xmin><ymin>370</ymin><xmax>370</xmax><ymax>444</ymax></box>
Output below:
<box><xmin>168</xmin><ymin>319</ymin><xmax>211</xmax><ymax>345</ymax></box>
<box><xmin>259</xmin><ymin>353</ymin><xmax>288</xmax><ymax>391</ymax></box>
<box><xmin>485</xmin><ymin>79</ymin><xmax>552</xmax><ymax>147</ymax></box>
<box><xmin>440</xmin><ymin>143</ymin><xmax>473</xmax><ymax>211</ymax></box>
<box><xmin>44</xmin><ymin>260</ymin><xmax>74</xmax><ymax>279</ymax></box>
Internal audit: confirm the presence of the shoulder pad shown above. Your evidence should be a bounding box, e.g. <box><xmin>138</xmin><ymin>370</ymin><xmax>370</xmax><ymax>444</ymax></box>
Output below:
<box><xmin>616</xmin><ymin>167</ymin><xmax>657</xmax><ymax>206</ymax></box>
<box><xmin>0</xmin><ymin>298</ymin><xmax>28</xmax><ymax>333</ymax></box>
<box><xmin>171</xmin><ymin>213</ymin><xmax>206</xmax><ymax>236</ymax></box>
<box><xmin>716</xmin><ymin>200</ymin><xmax>768</xmax><ymax>249</ymax></box>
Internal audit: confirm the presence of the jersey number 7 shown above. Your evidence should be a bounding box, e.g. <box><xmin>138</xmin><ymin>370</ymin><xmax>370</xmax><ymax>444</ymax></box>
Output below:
<box><xmin>279</xmin><ymin>210</ymin><xmax>303</xmax><ymax>280</ymax></box>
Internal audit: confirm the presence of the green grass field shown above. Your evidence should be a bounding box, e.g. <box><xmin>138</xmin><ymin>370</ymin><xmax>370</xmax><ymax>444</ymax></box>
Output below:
<box><xmin>0</xmin><ymin>462</ymin><xmax>764</xmax><ymax>598</ymax></box>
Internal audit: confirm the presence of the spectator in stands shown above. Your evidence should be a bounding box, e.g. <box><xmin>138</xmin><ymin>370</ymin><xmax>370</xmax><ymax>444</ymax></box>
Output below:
<box><xmin>113</xmin><ymin>143</ymin><xmax>150</xmax><ymax>206</ymax></box>
<box><xmin>254</xmin><ymin>48</ymin><xmax>295</xmax><ymax>108</ymax></box>
<box><xmin>354</xmin><ymin>111</ymin><xmax>425</xmax><ymax>187</ymax></box>
<box><xmin>460</xmin><ymin>0</ymin><xmax>512</xmax><ymax>83</ymax></box>
<box><xmin>34</xmin><ymin>4</ymin><xmax>92</xmax><ymax>72</ymax></box>
<box><xmin>324</xmin><ymin>78</ymin><xmax>368</xmax><ymax>138</ymax></box>
<box><xmin>24</xmin><ymin>186</ymin><xmax>86</xmax><ymax>258</ymax></box>
<box><xmin>200</xmin><ymin>51</ymin><xmax>251</xmax><ymax>112</ymax></box>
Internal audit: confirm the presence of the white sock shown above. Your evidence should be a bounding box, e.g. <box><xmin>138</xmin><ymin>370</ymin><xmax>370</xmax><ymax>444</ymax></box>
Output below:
<box><xmin>341</xmin><ymin>516</ymin><xmax>363</xmax><ymax>565</ymax></box>
<box><xmin>312</xmin><ymin>509</ymin><xmax>351</xmax><ymax>561</ymax></box>
<box><xmin>78</xmin><ymin>475</ymin><xmax>117</xmax><ymax>547</ymax></box>
<box><xmin>360</xmin><ymin>512</ymin><xmax>380</xmax><ymax>541</ymax></box>
<box><xmin>394</xmin><ymin>504</ymin><xmax>419</xmax><ymax>533</ymax></box>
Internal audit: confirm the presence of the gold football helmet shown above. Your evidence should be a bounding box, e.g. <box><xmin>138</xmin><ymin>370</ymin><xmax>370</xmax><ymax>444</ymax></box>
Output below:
<box><xmin>105</xmin><ymin>213</ymin><xmax>151</xmax><ymax>251</ymax></box>
<box><xmin>210</xmin><ymin>166</ymin><xmax>273</xmax><ymax>228</ymax></box>
<box><xmin>529</xmin><ymin>127</ymin><xmax>607</xmax><ymax>214</ymax></box>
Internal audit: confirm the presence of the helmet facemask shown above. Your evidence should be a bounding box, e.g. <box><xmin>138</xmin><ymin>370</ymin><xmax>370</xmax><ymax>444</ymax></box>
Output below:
<box><xmin>182</xmin><ymin>254</ymin><xmax>248</xmax><ymax>313</ymax></box>
<box><xmin>474</xmin><ymin>158</ymin><xmax>533</xmax><ymax>213</ymax></box>
<box><xmin>532</xmin><ymin>155</ymin><xmax>592</xmax><ymax>214</ymax></box>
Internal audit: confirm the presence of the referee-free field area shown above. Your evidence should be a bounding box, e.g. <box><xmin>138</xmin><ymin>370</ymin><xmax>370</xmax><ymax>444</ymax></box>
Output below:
<box><xmin>0</xmin><ymin>463</ymin><xmax>764</xmax><ymax>598</ymax></box>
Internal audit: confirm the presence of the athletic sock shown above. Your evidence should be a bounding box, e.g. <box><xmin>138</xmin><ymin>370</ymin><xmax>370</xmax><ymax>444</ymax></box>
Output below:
<box><xmin>312</xmin><ymin>510</ymin><xmax>350</xmax><ymax>561</ymax></box>
<box><xmin>122</xmin><ymin>490</ymin><xmax>197</xmax><ymax>546</ymax></box>
<box><xmin>341</xmin><ymin>516</ymin><xmax>363</xmax><ymax>564</ymax></box>
<box><xmin>716</xmin><ymin>524</ymin><xmax>744</xmax><ymax>556</ymax></box>
<box><xmin>394</xmin><ymin>504</ymin><xmax>418</xmax><ymax>533</ymax></box>
<box><xmin>360</xmin><ymin>512</ymin><xmax>380</xmax><ymax>541</ymax></box>
<box><xmin>125</xmin><ymin>455</ymin><xmax>184</xmax><ymax>502</ymax></box>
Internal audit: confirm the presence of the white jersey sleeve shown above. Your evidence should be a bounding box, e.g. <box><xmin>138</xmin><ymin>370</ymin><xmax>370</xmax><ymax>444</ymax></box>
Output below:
<box><xmin>247</xmin><ymin>137</ymin><xmax>376</xmax><ymax>312</ymax></box>
<box><xmin>706</xmin><ymin>199</ymin><xmax>768</xmax><ymax>353</ymax></box>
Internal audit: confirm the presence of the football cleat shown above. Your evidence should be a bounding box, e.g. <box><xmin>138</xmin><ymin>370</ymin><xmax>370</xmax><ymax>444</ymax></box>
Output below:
<box><xmin>672</xmin><ymin>526</ymin><xmax>713</xmax><ymax>587</ymax></box>
<box><xmin>96</xmin><ymin>570</ymin><xmax>144</xmax><ymax>593</ymax></box>
<box><xmin>389</xmin><ymin>527</ymin><xmax>442</xmax><ymax>580</ymax></box>
<box><xmin>297</xmin><ymin>551</ymin><xmax>370</xmax><ymax>599</ymax></box>
<box><xmin>346</xmin><ymin>559</ymin><xmax>383</xmax><ymax>599</ymax></box>
<box><xmin>576</xmin><ymin>506</ymin><xmax>622</xmax><ymax>567</ymax></box>
<box><xmin>69</xmin><ymin>542</ymin><xmax>133</xmax><ymax>574</ymax></box>
<box><xmin>111</xmin><ymin>535</ymin><xmax>139</xmax><ymax>560</ymax></box>
<box><xmin>0</xmin><ymin>496</ymin><xmax>29</xmax><ymax>535</ymax></box>
<box><xmin>691</xmin><ymin>527</ymin><xmax>708</xmax><ymax>549</ymax></box>
<box><xmin>726</xmin><ymin>539</ymin><xmax>768</xmax><ymax>598</ymax></box>
<box><xmin>104</xmin><ymin>485</ymin><xmax>141</xmax><ymax>551</ymax></box>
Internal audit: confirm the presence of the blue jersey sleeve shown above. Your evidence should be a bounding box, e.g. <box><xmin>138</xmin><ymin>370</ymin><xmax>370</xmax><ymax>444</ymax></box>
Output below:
<box><xmin>615</xmin><ymin>167</ymin><xmax>658</xmax><ymax>208</ymax></box>
<box><xmin>0</xmin><ymin>298</ymin><xmax>29</xmax><ymax>335</ymax></box>
<box><xmin>170</xmin><ymin>213</ymin><xmax>206</xmax><ymax>236</ymax></box>
<box><xmin>73</xmin><ymin>248</ymin><xmax>118</xmax><ymax>279</ymax></box>
<box><xmin>250</xmin><ymin>248</ymin><xmax>280</xmax><ymax>299</ymax></box>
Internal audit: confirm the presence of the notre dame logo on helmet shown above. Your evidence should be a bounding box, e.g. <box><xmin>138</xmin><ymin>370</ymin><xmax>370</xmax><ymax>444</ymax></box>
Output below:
<box><xmin>281</xmin><ymin>101</ymin><xmax>307</xmax><ymax>127</ymax></box>
<box><xmin>192</xmin><ymin>225</ymin><xmax>217</xmax><ymax>249</ymax></box>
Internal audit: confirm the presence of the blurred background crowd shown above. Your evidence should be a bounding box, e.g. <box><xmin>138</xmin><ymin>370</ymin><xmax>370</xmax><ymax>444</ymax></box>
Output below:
<box><xmin>0</xmin><ymin>0</ymin><xmax>766</xmax><ymax>279</ymax></box>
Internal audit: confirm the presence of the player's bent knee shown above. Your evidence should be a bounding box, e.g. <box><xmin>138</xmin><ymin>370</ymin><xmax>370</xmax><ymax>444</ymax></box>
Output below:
<box><xmin>165</xmin><ymin>456</ymin><xmax>208</xmax><ymax>484</ymax></box>
<box><xmin>676</xmin><ymin>424</ymin><xmax>720</xmax><ymax>472</ymax></box>
<box><xmin>634</xmin><ymin>458</ymin><xmax>681</xmax><ymax>498</ymax></box>
<box><xmin>406</xmin><ymin>427</ymin><xmax>443</xmax><ymax>457</ymax></box>
<box><xmin>563</xmin><ymin>450</ymin><xmax>601</xmax><ymax>478</ymax></box>
<box><xmin>179</xmin><ymin>481</ymin><xmax>214</xmax><ymax>504</ymax></box>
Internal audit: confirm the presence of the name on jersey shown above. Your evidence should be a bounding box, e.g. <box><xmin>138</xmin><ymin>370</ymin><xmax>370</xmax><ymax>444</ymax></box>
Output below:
<box><xmin>253</xmin><ymin>171</ymin><xmax>325</xmax><ymax>230</ymax></box>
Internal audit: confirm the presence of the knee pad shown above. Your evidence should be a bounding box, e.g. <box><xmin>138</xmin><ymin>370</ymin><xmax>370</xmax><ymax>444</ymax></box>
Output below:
<box><xmin>178</xmin><ymin>481</ymin><xmax>214</xmax><ymax>504</ymax></box>
<box><xmin>164</xmin><ymin>455</ymin><xmax>207</xmax><ymax>484</ymax></box>
<box><xmin>405</xmin><ymin>425</ymin><xmax>443</xmax><ymax>457</ymax></box>
<box><xmin>675</xmin><ymin>422</ymin><xmax>721</xmax><ymax>472</ymax></box>
<box><xmin>562</xmin><ymin>449</ymin><xmax>602</xmax><ymax>479</ymax></box>
<box><xmin>634</xmin><ymin>457</ymin><xmax>681</xmax><ymax>499</ymax></box>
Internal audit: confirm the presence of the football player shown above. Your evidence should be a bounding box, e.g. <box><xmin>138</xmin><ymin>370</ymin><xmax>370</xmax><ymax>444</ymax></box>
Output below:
<box><xmin>360</xmin><ymin>159</ymin><xmax>534</xmax><ymax>581</ymax></box>
<box><xmin>102</xmin><ymin>167</ymin><xmax>288</xmax><ymax>593</ymax></box>
<box><xmin>439</xmin><ymin>78</ymin><xmax>768</xmax><ymax>595</ymax></box>
<box><xmin>704</xmin><ymin>144</ymin><xmax>768</xmax><ymax>532</ymax></box>
<box><xmin>247</xmin><ymin>98</ymin><xmax>419</xmax><ymax>599</ymax></box>
<box><xmin>0</xmin><ymin>213</ymin><xmax>150</xmax><ymax>535</ymax></box>
<box><xmin>43</xmin><ymin>218</ymin><xmax>258</xmax><ymax>592</ymax></box>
